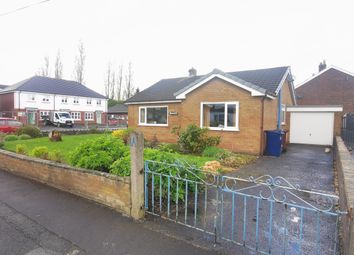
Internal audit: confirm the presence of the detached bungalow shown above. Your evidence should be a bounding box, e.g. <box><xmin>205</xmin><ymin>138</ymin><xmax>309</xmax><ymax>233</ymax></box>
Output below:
<box><xmin>126</xmin><ymin>67</ymin><xmax>296</xmax><ymax>154</ymax></box>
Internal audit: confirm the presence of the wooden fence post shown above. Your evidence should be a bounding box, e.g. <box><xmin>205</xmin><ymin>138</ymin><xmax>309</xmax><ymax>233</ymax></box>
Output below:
<box><xmin>130</xmin><ymin>131</ymin><xmax>145</xmax><ymax>220</ymax></box>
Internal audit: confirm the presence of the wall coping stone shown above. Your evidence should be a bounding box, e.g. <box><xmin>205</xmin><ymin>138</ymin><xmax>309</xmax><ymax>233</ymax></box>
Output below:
<box><xmin>0</xmin><ymin>149</ymin><xmax>130</xmax><ymax>184</ymax></box>
<box><xmin>336</xmin><ymin>136</ymin><xmax>354</xmax><ymax>208</ymax></box>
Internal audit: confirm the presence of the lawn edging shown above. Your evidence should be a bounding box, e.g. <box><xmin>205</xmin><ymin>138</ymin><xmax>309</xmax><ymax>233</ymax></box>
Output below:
<box><xmin>335</xmin><ymin>136</ymin><xmax>354</xmax><ymax>255</ymax></box>
<box><xmin>0</xmin><ymin>149</ymin><xmax>132</xmax><ymax>216</ymax></box>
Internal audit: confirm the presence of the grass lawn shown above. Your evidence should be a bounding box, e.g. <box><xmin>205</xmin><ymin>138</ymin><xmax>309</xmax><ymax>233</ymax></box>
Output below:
<box><xmin>3</xmin><ymin>134</ymin><xmax>256</xmax><ymax>171</ymax></box>
<box><xmin>3</xmin><ymin>134</ymin><xmax>105</xmax><ymax>162</ymax></box>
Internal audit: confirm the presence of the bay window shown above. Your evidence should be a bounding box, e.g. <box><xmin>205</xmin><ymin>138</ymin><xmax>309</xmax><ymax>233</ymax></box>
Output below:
<box><xmin>200</xmin><ymin>101</ymin><xmax>239</xmax><ymax>131</ymax></box>
<box><xmin>139</xmin><ymin>106</ymin><xmax>168</xmax><ymax>126</ymax></box>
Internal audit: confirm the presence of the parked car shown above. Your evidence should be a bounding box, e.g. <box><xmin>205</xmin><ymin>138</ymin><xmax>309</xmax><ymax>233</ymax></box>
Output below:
<box><xmin>0</xmin><ymin>118</ymin><xmax>23</xmax><ymax>133</ymax></box>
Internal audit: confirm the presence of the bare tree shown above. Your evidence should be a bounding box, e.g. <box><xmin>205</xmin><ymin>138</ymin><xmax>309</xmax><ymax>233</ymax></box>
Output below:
<box><xmin>110</xmin><ymin>71</ymin><xmax>115</xmax><ymax>99</ymax></box>
<box><xmin>123</xmin><ymin>62</ymin><xmax>134</xmax><ymax>99</ymax></box>
<box><xmin>116</xmin><ymin>65</ymin><xmax>123</xmax><ymax>101</ymax></box>
<box><xmin>104</xmin><ymin>62</ymin><xmax>112</xmax><ymax>98</ymax></box>
<box><xmin>54</xmin><ymin>49</ymin><xmax>63</xmax><ymax>79</ymax></box>
<box><xmin>73</xmin><ymin>41</ymin><xmax>85</xmax><ymax>84</ymax></box>
<box><xmin>36</xmin><ymin>56</ymin><xmax>50</xmax><ymax>77</ymax></box>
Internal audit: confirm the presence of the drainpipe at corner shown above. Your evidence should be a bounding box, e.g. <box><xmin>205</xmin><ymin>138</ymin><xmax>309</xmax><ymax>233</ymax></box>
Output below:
<box><xmin>260</xmin><ymin>92</ymin><xmax>267</xmax><ymax>156</ymax></box>
<box><xmin>277</xmin><ymin>88</ymin><xmax>282</xmax><ymax>130</ymax></box>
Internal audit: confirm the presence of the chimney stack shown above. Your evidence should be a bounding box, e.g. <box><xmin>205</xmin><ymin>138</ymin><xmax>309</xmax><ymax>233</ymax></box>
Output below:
<box><xmin>188</xmin><ymin>67</ymin><xmax>197</xmax><ymax>77</ymax></box>
<box><xmin>318</xmin><ymin>60</ymin><xmax>327</xmax><ymax>72</ymax></box>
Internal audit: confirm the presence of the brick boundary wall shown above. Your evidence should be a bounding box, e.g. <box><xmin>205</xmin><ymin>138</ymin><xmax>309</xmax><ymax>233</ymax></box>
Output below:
<box><xmin>0</xmin><ymin>149</ymin><xmax>132</xmax><ymax>216</ymax></box>
<box><xmin>335</xmin><ymin>136</ymin><xmax>354</xmax><ymax>255</ymax></box>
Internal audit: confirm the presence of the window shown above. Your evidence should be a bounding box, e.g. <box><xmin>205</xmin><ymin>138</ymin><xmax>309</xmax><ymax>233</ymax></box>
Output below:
<box><xmin>27</xmin><ymin>94</ymin><xmax>35</xmax><ymax>101</ymax></box>
<box><xmin>139</xmin><ymin>106</ymin><xmax>168</xmax><ymax>126</ymax></box>
<box><xmin>40</xmin><ymin>111</ymin><xmax>50</xmax><ymax>120</ymax></box>
<box><xmin>87</xmin><ymin>99</ymin><xmax>92</xmax><ymax>105</ymax></box>
<box><xmin>97</xmin><ymin>100</ymin><xmax>101</xmax><ymax>105</ymax></box>
<box><xmin>85</xmin><ymin>112</ymin><xmax>94</xmax><ymax>120</ymax></box>
<box><xmin>42</xmin><ymin>97</ymin><xmax>49</xmax><ymax>102</ymax></box>
<box><xmin>73</xmin><ymin>97</ymin><xmax>79</xmax><ymax>104</ymax></box>
<box><xmin>200</xmin><ymin>102</ymin><xmax>239</xmax><ymax>131</ymax></box>
<box><xmin>61</xmin><ymin>97</ymin><xmax>68</xmax><ymax>103</ymax></box>
<box><xmin>281</xmin><ymin>104</ymin><xmax>286</xmax><ymax>125</ymax></box>
<box><xmin>71</xmin><ymin>112</ymin><xmax>81</xmax><ymax>120</ymax></box>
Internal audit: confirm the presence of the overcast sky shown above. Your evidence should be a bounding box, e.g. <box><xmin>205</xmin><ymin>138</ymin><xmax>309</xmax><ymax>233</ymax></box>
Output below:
<box><xmin>0</xmin><ymin>0</ymin><xmax>353</xmax><ymax>94</ymax></box>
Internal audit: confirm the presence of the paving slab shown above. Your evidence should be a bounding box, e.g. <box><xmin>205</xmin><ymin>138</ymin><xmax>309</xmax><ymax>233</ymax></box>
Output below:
<box><xmin>0</xmin><ymin>170</ymin><xmax>216</xmax><ymax>255</ymax></box>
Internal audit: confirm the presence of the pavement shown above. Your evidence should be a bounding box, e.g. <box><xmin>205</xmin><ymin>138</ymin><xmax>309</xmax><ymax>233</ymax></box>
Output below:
<box><xmin>0</xmin><ymin>170</ymin><xmax>217</xmax><ymax>255</ymax></box>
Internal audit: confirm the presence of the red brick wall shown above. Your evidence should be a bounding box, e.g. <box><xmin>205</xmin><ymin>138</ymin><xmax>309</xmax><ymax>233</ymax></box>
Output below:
<box><xmin>296</xmin><ymin>68</ymin><xmax>354</xmax><ymax>113</ymax></box>
<box><xmin>0</xmin><ymin>93</ymin><xmax>14</xmax><ymax>112</ymax></box>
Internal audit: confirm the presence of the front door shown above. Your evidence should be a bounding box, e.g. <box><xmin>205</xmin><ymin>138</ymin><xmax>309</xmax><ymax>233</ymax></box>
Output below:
<box><xmin>96</xmin><ymin>111</ymin><xmax>102</xmax><ymax>125</ymax></box>
<box><xmin>27</xmin><ymin>111</ymin><xmax>37</xmax><ymax>125</ymax></box>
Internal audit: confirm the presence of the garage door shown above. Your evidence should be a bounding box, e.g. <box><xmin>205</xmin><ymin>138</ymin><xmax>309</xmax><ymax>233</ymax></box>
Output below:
<box><xmin>290</xmin><ymin>112</ymin><xmax>334</xmax><ymax>145</ymax></box>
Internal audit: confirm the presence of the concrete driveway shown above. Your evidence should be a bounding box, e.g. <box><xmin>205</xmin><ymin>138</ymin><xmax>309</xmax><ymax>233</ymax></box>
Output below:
<box><xmin>145</xmin><ymin>144</ymin><xmax>339</xmax><ymax>255</ymax></box>
<box><xmin>233</xmin><ymin>144</ymin><xmax>335</xmax><ymax>193</ymax></box>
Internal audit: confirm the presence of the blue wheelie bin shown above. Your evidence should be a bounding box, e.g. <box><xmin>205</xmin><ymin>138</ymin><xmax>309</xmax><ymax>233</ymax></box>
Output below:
<box><xmin>265</xmin><ymin>130</ymin><xmax>284</xmax><ymax>157</ymax></box>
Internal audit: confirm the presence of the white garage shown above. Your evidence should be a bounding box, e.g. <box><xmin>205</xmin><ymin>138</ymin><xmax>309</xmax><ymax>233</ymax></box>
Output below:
<box><xmin>287</xmin><ymin>106</ymin><xmax>343</xmax><ymax>146</ymax></box>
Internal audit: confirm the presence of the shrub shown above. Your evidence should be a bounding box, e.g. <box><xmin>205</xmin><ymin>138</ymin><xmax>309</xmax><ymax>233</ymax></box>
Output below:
<box><xmin>69</xmin><ymin>135</ymin><xmax>128</xmax><ymax>172</ymax></box>
<box><xmin>4</xmin><ymin>135</ymin><xmax>18</xmax><ymax>141</ymax></box>
<box><xmin>110</xmin><ymin>155</ymin><xmax>131</xmax><ymax>176</ymax></box>
<box><xmin>144</xmin><ymin>148</ymin><xmax>205</xmax><ymax>203</ymax></box>
<box><xmin>175</xmin><ymin>124</ymin><xmax>220</xmax><ymax>154</ymax></box>
<box><xmin>48</xmin><ymin>150</ymin><xmax>64</xmax><ymax>163</ymax></box>
<box><xmin>16</xmin><ymin>126</ymin><xmax>41</xmax><ymax>138</ymax></box>
<box><xmin>0</xmin><ymin>142</ymin><xmax>4</xmax><ymax>148</ymax></box>
<box><xmin>30</xmin><ymin>146</ymin><xmax>49</xmax><ymax>159</ymax></box>
<box><xmin>158</xmin><ymin>143</ymin><xmax>180</xmax><ymax>153</ymax></box>
<box><xmin>112</xmin><ymin>128</ymin><xmax>134</xmax><ymax>144</ymax></box>
<box><xmin>202</xmin><ymin>146</ymin><xmax>231</xmax><ymax>160</ymax></box>
<box><xmin>19</xmin><ymin>134</ymin><xmax>31</xmax><ymax>140</ymax></box>
<box><xmin>16</xmin><ymin>144</ymin><xmax>28</xmax><ymax>155</ymax></box>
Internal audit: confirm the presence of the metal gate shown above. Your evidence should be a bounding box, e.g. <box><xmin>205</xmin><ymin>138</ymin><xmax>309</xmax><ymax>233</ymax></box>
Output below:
<box><xmin>144</xmin><ymin>160</ymin><xmax>345</xmax><ymax>255</ymax></box>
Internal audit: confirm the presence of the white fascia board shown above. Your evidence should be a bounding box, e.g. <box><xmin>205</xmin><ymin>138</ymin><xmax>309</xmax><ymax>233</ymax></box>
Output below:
<box><xmin>175</xmin><ymin>74</ymin><xmax>265</xmax><ymax>99</ymax></box>
<box><xmin>296</xmin><ymin>66</ymin><xmax>354</xmax><ymax>88</ymax></box>
<box><xmin>274</xmin><ymin>67</ymin><xmax>290</xmax><ymax>95</ymax></box>
<box><xmin>125</xmin><ymin>100</ymin><xmax>182</xmax><ymax>105</ymax></box>
<box><xmin>287</xmin><ymin>106</ymin><xmax>343</xmax><ymax>112</ymax></box>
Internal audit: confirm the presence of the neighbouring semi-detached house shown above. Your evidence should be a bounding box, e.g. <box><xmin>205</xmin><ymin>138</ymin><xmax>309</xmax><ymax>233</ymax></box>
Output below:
<box><xmin>0</xmin><ymin>76</ymin><xmax>108</xmax><ymax>126</ymax></box>
<box><xmin>125</xmin><ymin>67</ymin><xmax>296</xmax><ymax>154</ymax></box>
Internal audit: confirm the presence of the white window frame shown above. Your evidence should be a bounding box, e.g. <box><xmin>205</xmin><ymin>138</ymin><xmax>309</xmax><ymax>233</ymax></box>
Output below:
<box><xmin>61</xmin><ymin>97</ymin><xmax>68</xmax><ymax>104</ymax></box>
<box><xmin>97</xmin><ymin>99</ymin><xmax>101</xmax><ymax>105</ymax></box>
<box><xmin>85</xmin><ymin>112</ymin><xmax>94</xmax><ymax>120</ymax></box>
<box><xmin>73</xmin><ymin>97</ymin><xmax>79</xmax><ymax>104</ymax></box>
<box><xmin>71</xmin><ymin>112</ymin><xmax>81</xmax><ymax>120</ymax></box>
<box><xmin>281</xmin><ymin>104</ymin><xmax>286</xmax><ymax>125</ymax></box>
<box><xmin>87</xmin><ymin>99</ymin><xmax>92</xmax><ymax>105</ymax></box>
<box><xmin>200</xmin><ymin>101</ymin><xmax>240</xmax><ymax>131</ymax></box>
<box><xmin>138</xmin><ymin>106</ymin><xmax>168</xmax><ymax>127</ymax></box>
<box><xmin>27</xmin><ymin>94</ymin><xmax>36</xmax><ymax>101</ymax></box>
<box><xmin>42</xmin><ymin>97</ymin><xmax>50</xmax><ymax>103</ymax></box>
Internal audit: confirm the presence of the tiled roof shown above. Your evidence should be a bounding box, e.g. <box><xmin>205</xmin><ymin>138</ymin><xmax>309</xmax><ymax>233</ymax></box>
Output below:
<box><xmin>0</xmin><ymin>76</ymin><xmax>106</xmax><ymax>99</ymax></box>
<box><xmin>126</xmin><ymin>66</ymin><xmax>289</xmax><ymax>103</ymax></box>
<box><xmin>108</xmin><ymin>103</ymin><xmax>128</xmax><ymax>113</ymax></box>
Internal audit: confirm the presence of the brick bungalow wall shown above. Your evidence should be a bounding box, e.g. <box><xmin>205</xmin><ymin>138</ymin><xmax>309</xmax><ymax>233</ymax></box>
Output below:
<box><xmin>296</xmin><ymin>68</ymin><xmax>354</xmax><ymax>114</ymax></box>
<box><xmin>128</xmin><ymin>78</ymin><xmax>295</xmax><ymax>154</ymax></box>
